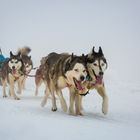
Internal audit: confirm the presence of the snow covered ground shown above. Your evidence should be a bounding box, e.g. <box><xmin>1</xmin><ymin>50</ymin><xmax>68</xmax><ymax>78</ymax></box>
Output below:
<box><xmin>1</xmin><ymin>0</ymin><xmax>140</xmax><ymax>140</ymax></box>
<box><xmin>0</xmin><ymin>71</ymin><xmax>140</xmax><ymax>140</ymax></box>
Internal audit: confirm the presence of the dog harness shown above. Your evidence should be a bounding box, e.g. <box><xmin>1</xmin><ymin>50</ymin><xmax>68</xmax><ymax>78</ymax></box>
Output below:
<box><xmin>9</xmin><ymin>69</ymin><xmax>24</xmax><ymax>81</ymax></box>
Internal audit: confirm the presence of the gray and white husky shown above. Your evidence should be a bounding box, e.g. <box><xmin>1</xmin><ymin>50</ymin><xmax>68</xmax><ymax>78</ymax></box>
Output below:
<box><xmin>36</xmin><ymin>52</ymin><xmax>88</xmax><ymax>112</ymax></box>
<box><xmin>1</xmin><ymin>51</ymin><xmax>25</xmax><ymax>100</ymax></box>
<box><xmin>17</xmin><ymin>46</ymin><xmax>33</xmax><ymax>89</ymax></box>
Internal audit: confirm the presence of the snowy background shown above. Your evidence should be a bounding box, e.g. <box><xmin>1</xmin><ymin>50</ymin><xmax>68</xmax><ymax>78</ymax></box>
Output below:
<box><xmin>0</xmin><ymin>0</ymin><xmax>140</xmax><ymax>140</ymax></box>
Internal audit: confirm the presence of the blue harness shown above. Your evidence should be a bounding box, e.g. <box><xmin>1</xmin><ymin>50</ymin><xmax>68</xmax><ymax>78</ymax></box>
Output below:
<box><xmin>0</xmin><ymin>55</ymin><xmax>9</xmax><ymax>69</ymax></box>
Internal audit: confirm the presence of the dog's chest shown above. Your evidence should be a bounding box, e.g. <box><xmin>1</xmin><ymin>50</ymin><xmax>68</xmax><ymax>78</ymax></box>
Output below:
<box><xmin>57</xmin><ymin>76</ymin><xmax>67</xmax><ymax>88</ymax></box>
<box><xmin>8</xmin><ymin>72</ymin><xmax>23</xmax><ymax>81</ymax></box>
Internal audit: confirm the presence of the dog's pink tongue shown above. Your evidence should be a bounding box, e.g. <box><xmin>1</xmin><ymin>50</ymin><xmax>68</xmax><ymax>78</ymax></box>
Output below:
<box><xmin>12</xmin><ymin>69</ymin><xmax>16</xmax><ymax>74</ymax></box>
<box><xmin>75</xmin><ymin>81</ymin><xmax>84</xmax><ymax>90</ymax></box>
<box><xmin>96</xmin><ymin>76</ymin><xmax>103</xmax><ymax>84</ymax></box>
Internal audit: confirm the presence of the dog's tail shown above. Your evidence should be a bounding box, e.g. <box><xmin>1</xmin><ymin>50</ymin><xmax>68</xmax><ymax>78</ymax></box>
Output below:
<box><xmin>18</xmin><ymin>46</ymin><xmax>31</xmax><ymax>56</ymax></box>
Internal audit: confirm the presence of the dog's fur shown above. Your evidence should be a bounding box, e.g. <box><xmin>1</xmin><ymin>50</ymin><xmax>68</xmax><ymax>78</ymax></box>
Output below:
<box><xmin>17</xmin><ymin>46</ymin><xmax>33</xmax><ymax>89</ymax></box>
<box><xmin>35</xmin><ymin>56</ymin><xmax>48</xmax><ymax>96</ymax></box>
<box><xmin>37</xmin><ymin>52</ymin><xmax>88</xmax><ymax>112</ymax></box>
<box><xmin>1</xmin><ymin>51</ymin><xmax>25</xmax><ymax>100</ymax></box>
<box><xmin>73</xmin><ymin>47</ymin><xmax>108</xmax><ymax>115</ymax></box>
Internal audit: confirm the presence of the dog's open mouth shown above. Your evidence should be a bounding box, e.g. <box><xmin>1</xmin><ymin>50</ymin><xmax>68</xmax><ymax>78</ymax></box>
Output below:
<box><xmin>73</xmin><ymin>78</ymin><xmax>85</xmax><ymax>91</ymax></box>
<box><xmin>12</xmin><ymin>68</ymin><xmax>16</xmax><ymax>74</ymax></box>
<box><xmin>96</xmin><ymin>76</ymin><xmax>103</xmax><ymax>84</ymax></box>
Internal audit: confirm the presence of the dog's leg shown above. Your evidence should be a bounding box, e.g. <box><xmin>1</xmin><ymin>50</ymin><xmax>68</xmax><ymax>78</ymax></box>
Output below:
<box><xmin>51</xmin><ymin>91</ymin><xmax>57</xmax><ymax>111</ymax></box>
<box><xmin>9</xmin><ymin>89</ymin><xmax>11</xmax><ymax>96</ymax></box>
<box><xmin>75</xmin><ymin>94</ymin><xmax>83</xmax><ymax>116</ymax></box>
<box><xmin>22</xmin><ymin>76</ymin><xmax>26</xmax><ymax>90</ymax></box>
<box><xmin>17</xmin><ymin>76</ymin><xmax>24</xmax><ymax>94</ymax></box>
<box><xmin>2</xmin><ymin>79</ymin><xmax>7</xmax><ymax>98</ymax></box>
<box><xmin>10</xmin><ymin>82</ymin><xmax>20</xmax><ymax>100</ymax></box>
<box><xmin>69</xmin><ymin>87</ymin><xmax>76</xmax><ymax>115</ymax></box>
<box><xmin>8</xmin><ymin>74</ymin><xmax>20</xmax><ymax>100</ymax></box>
<box><xmin>97</xmin><ymin>85</ymin><xmax>108</xmax><ymax>115</ymax></box>
<box><xmin>35</xmin><ymin>78</ymin><xmax>43</xmax><ymax>96</ymax></box>
<box><xmin>41</xmin><ymin>86</ymin><xmax>50</xmax><ymax>107</ymax></box>
<box><xmin>56</xmin><ymin>89</ymin><xmax>67</xmax><ymax>112</ymax></box>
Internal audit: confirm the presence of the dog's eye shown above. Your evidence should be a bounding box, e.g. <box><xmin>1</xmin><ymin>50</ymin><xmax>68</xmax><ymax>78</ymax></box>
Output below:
<box><xmin>15</xmin><ymin>61</ymin><xmax>18</xmax><ymax>63</ymax></box>
<box><xmin>11</xmin><ymin>61</ymin><xmax>13</xmax><ymax>63</ymax></box>
<box><xmin>101</xmin><ymin>63</ymin><xmax>105</xmax><ymax>67</ymax></box>
<box><xmin>74</xmin><ymin>69</ymin><xmax>79</xmax><ymax>72</ymax></box>
<box><xmin>83</xmin><ymin>70</ymin><xmax>86</xmax><ymax>73</ymax></box>
<box><xmin>93</xmin><ymin>63</ymin><xmax>97</xmax><ymax>66</ymax></box>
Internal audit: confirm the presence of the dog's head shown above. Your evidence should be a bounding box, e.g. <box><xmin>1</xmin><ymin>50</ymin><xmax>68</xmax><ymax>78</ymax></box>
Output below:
<box><xmin>21</xmin><ymin>55</ymin><xmax>33</xmax><ymax>74</ymax></box>
<box><xmin>8</xmin><ymin>51</ymin><xmax>24</xmax><ymax>74</ymax></box>
<box><xmin>86</xmin><ymin>47</ymin><xmax>107</xmax><ymax>82</ymax></box>
<box><xmin>64</xmin><ymin>53</ymin><xmax>87</xmax><ymax>91</ymax></box>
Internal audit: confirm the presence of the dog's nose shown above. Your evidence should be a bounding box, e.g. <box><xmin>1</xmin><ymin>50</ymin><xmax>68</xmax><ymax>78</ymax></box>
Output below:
<box><xmin>12</xmin><ymin>66</ymin><xmax>15</xmax><ymax>69</ymax></box>
<box><xmin>99</xmin><ymin>71</ymin><xmax>104</xmax><ymax>76</ymax></box>
<box><xmin>80</xmin><ymin>75</ymin><xmax>85</xmax><ymax>81</ymax></box>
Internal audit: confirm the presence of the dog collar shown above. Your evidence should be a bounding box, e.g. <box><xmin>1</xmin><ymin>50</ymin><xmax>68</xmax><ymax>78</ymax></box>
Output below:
<box><xmin>79</xmin><ymin>90</ymin><xmax>89</xmax><ymax>96</ymax></box>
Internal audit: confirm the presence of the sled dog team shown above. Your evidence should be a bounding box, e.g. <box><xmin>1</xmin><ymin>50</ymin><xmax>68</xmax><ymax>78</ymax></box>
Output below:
<box><xmin>0</xmin><ymin>46</ymin><xmax>108</xmax><ymax>116</ymax></box>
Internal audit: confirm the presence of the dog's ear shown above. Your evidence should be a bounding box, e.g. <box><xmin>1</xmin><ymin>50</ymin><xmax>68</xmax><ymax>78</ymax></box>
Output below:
<box><xmin>92</xmin><ymin>46</ymin><xmax>95</xmax><ymax>54</ymax></box>
<box><xmin>81</xmin><ymin>53</ymin><xmax>87</xmax><ymax>66</ymax></box>
<box><xmin>85</xmin><ymin>54</ymin><xmax>88</xmax><ymax>61</ymax></box>
<box><xmin>29</xmin><ymin>56</ymin><xmax>31</xmax><ymax>59</ymax></box>
<box><xmin>82</xmin><ymin>53</ymin><xmax>85</xmax><ymax>58</ymax></box>
<box><xmin>10</xmin><ymin>51</ymin><xmax>13</xmax><ymax>57</ymax></box>
<box><xmin>65</xmin><ymin>54</ymin><xmax>74</xmax><ymax>72</ymax></box>
<box><xmin>65</xmin><ymin>59</ymin><xmax>71</xmax><ymax>72</ymax></box>
<box><xmin>71</xmin><ymin>53</ymin><xmax>74</xmax><ymax>61</ymax></box>
<box><xmin>98</xmin><ymin>46</ymin><xmax>104</xmax><ymax>56</ymax></box>
<box><xmin>82</xmin><ymin>53</ymin><xmax>86</xmax><ymax>61</ymax></box>
<box><xmin>17</xmin><ymin>52</ymin><xmax>21</xmax><ymax>58</ymax></box>
<box><xmin>69</xmin><ymin>53</ymin><xmax>74</xmax><ymax>63</ymax></box>
<box><xmin>65</xmin><ymin>62</ymin><xmax>70</xmax><ymax>72</ymax></box>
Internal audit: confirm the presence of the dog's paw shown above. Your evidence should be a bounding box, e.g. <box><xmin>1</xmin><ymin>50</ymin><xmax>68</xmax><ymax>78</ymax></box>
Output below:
<box><xmin>102</xmin><ymin>103</ymin><xmax>108</xmax><ymax>115</ymax></box>
<box><xmin>17</xmin><ymin>91</ymin><xmax>21</xmax><ymax>94</ymax></box>
<box><xmin>41</xmin><ymin>98</ymin><xmax>47</xmax><ymax>107</ymax></box>
<box><xmin>52</xmin><ymin>107</ymin><xmax>57</xmax><ymax>112</ymax></box>
<box><xmin>14</xmin><ymin>96</ymin><xmax>20</xmax><ymax>100</ymax></box>
<box><xmin>102</xmin><ymin>97</ymin><xmax>108</xmax><ymax>115</ymax></box>
<box><xmin>69</xmin><ymin>109</ymin><xmax>75</xmax><ymax>116</ymax></box>
<box><xmin>76</xmin><ymin>111</ymin><xmax>84</xmax><ymax>116</ymax></box>
<box><xmin>61</xmin><ymin>102</ymin><xmax>67</xmax><ymax>112</ymax></box>
<box><xmin>102</xmin><ymin>108</ymin><xmax>108</xmax><ymax>115</ymax></box>
<box><xmin>3</xmin><ymin>95</ymin><xmax>8</xmax><ymax>98</ymax></box>
<box><xmin>62</xmin><ymin>105</ymin><xmax>67</xmax><ymax>113</ymax></box>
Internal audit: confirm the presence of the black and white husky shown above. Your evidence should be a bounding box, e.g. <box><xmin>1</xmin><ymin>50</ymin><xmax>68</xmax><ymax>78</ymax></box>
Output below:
<box><xmin>1</xmin><ymin>51</ymin><xmax>25</xmax><ymax>100</ymax></box>
<box><xmin>74</xmin><ymin>47</ymin><xmax>109</xmax><ymax>115</ymax></box>
<box><xmin>37</xmin><ymin>52</ymin><xmax>88</xmax><ymax>112</ymax></box>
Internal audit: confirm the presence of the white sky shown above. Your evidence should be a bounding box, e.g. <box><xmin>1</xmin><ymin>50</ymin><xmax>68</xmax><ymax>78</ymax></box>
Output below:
<box><xmin>0</xmin><ymin>0</ymin><xmax>140</xmax><ymax>83</ymax></box>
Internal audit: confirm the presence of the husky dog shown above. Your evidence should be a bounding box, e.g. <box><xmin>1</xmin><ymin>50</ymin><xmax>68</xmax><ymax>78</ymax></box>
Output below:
<box><xmin>17</xmin><ymin>46</ymin><xmax>33</xmax><ymax>89</ymax></box>
<box><xmin>39</xmin><ymin>52</ymin><xmax>88</xmax><ymax>112</ymax></box>
<box><xmin>74</xmin><ymin>47</ymin><xmax>108</xmax><ymax>115</ymax></box>
<box><xmin>1</xmin><ymin>51</ymin><xmax>25</xmax><ymax>100</ymax></box>
<box><xmin>35</xmin><ymin>56</ymin><xmax>48</xmax><ymax>96</ymax></box>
